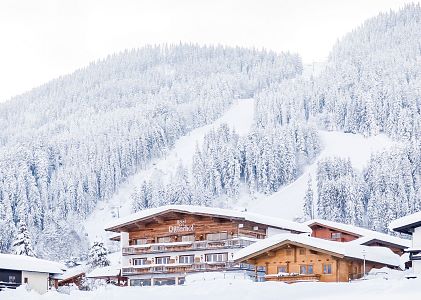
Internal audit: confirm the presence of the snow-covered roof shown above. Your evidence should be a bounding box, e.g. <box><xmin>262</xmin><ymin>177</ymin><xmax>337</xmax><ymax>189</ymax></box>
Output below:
<box><xmin>389</xmin><ymin>211</ymin><xmax>421</xmax><ymax>234</ymax></box>
<box><xmin>86</xmin><ymin>265</ymin><xmax>121</xmax><ymax>278</ymax></box>
<box><xmin>58</xmin><ymin>264</ymin><xmax>88</xmax><ymax>281</ymax></box>
<box><xmin>0</xmin><ymin>254</ymin><xmax>66</xmax><ymax>274</ymax></box>
<box><xmin>233</xmin><ymin>233</ymin><xmax>401</xmax><ymax>267</ymax></box>
<box><xmin>105</xmin><ymin>205</ymin><xmax>311</xmax><ymax>233</ymax></box>
<box><xmin>305</xmin><ymin>219</ymin><xmax>410</xmax><ymax>248</ymax></box>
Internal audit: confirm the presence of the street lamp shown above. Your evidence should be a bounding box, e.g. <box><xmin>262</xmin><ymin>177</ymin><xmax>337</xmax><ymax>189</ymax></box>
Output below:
<box><xmin>362</xmin><ymin>249</ymin><xmax>366</xmax><ymax>280</ymax></box>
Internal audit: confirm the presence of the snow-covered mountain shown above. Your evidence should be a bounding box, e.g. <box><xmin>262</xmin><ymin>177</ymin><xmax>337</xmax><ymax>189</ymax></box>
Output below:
<box><xmin>2</xmin><ymin>4</ymin><xmax>421</xmax><ymax>261</ymax></box>
<box><xmin>0</xmin><ymin>45</ymin><xmax>302</xmax><ymax>258</ymax></box>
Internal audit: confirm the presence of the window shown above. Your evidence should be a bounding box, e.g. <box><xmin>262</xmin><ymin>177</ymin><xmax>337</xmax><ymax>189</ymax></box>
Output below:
<box><xmin>205</xmin><ymin>253</ymin><xmax>228</xmax><ymax>262</ymax></box>
<box><xmin>155</xmin><ymin>256</ymin><xmax>170</xmax><ymax>264</ymax></box>
<box><xmin>300</xmin><ymin>265</ymin><xmax>313</xmax><ymax>274</ymax></box>
<box><xmin>133</xmin><ymin>258</ymin><xmax>148</xmax><ymax>265</ymax></box>
<box><xmin>299</xmin><ymin>249</ymin><xmax>306</xmax><ymax>255</ymax></box>
<box><xmin>135</xmin><ymin>238</ymin><xmax>147</xmax><ymax>245</ymax></box>
<box><xmin>331</xmin><ymin>232</ymin><xmax>342</xmax><ymax>239</ymax></box>
<box><xmin>181</xmin><ymin>234</ymin><xmax>195</xmax><ymax>242</ymax></box>
<box><xmin>24</xmin><ymin>278</ymin><xmax>28</xmax><ymax>284</ymax></box>
<box><xmin>323</xmin><ymin>264</ymin><xmax>332</xmax><ymax>274</ymax></box>
<box><xmin>179</xmin><ymin>255</ymin><xmax>194</xmax><ymax>264</ymax></box>
<box><xmin>8</xmin><ymin>276</ymin><xmax>16</xmax><ymax>283</ymax></box>
<box><xmin>278</xmin><ymin>266</ymin><xmax>288</xmax><ymax>273</ymax></box>
<box><xmin>157</xmin><ymin>236</ymin><xmax>171</xmax><ymax>243</ymax></box>
<box><xmin>285</xmin><ymin>249</ymin><xmax>292</xmax><ymax>256</ymax></box>
<box><xmin>130</xmin><ymin>279</ymin><xmax>151</xmax><ymax>286</ymax></box>
<box><xmin>206</xmin><ymin>232</ymin><xmax>229</xmax><ymax>241</ymax></box>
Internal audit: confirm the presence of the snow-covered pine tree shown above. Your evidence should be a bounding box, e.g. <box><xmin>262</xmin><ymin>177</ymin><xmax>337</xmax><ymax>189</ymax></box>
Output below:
<box><xmin>0</xmin><ymin>202</ymin><xmax>16</xmax><ymax>253</ymax></box>
<box><xmin>303</xmin><ymin>176</ymin><xmax>314</xmax><ymax>220</ymax></box>
<box><xmin>12</xmin><ymin>222</ymin><xmax>36</xmax><ymax>257</ymax></box>
<box><xmin>131</xmin><ymin>181</ymin><xmax>153</xmax><ymax>212</ymax></box>
<box><xmin>88</xmin><ymin>241</ymin><xmax>110</xmax><ymax>268</ymax></box>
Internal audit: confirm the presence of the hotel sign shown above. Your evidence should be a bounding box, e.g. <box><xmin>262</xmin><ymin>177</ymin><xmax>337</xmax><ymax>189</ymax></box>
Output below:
<box><xmin>169</xmin><ymin>219</ymin><xmax>194</xmax><ymax>233</ymax></box>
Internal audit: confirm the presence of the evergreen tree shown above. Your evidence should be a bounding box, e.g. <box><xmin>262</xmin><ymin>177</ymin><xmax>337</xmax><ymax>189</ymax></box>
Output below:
<box><xmin>303</xmin><ymin>176</ymin><xmax>314</xmax><ymax>220</ymax></box>
<box><xmin>88</xmin><ymin>241</ymin><xmax>110</xmax><ymax>268</ymax></box>
<box><xmin>12</xmin><ymin>222</ymin><xmax>36</xmax><ymax>257</ymax></box>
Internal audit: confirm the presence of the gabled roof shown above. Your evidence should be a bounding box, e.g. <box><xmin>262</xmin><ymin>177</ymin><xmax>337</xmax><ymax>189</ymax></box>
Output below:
<box><xmin>233</xmin><ymin>233</ymin><xmax>401</xmax><ymax>267</ymax></box>
<box><xmin>389</xmin><ymin>211</ymin><xmax>421</xmax><ymax>234</ymax></box>
<box><xmin>58</xmin><ymin>264</ymin><xmax>88</xmax><ymax>282</ymax></box>
<box><xmin>105</xmin><ymin>205</ymin><xmax>311</xmax><ymax>234</ymax></box>
<box><xmin>304</xmin><ymin>219</ymin><xmax>410</xmax><ymax>249</ymax></box>
<box><xmin>0</xmin><ymin>254</ymin><xmax>66</xmax><ymax>274</ymax></box>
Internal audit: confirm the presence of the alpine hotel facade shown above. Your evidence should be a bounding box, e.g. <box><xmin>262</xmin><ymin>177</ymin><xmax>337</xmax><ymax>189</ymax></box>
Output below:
<box><xmin>105</xmin><ymin>205</ymin><xmax>311</xmax><ymax>286</ymax></box>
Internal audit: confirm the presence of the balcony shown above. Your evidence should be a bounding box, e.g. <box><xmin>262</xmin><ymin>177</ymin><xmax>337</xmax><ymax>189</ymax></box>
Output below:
<box><xmin>265</xmin><ymin>273</ymin><xmax>321</xmax><ymax>283</ymax></box>
<box><xmin>121</xmin><ymin>262</ymin><xmax>255</xmax><ymax>276</ymax></box>
<box><xmin>122</xmin><ymin>238</ymin><xmax>255</xmax><ymax>256</ymax></box>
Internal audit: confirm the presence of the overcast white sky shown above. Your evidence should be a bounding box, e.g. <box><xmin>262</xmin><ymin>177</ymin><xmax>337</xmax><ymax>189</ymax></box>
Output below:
<box><xmin>0</xmin><ymin>0</ymin><xmax>416</xmax><ymax>102</ymax></box>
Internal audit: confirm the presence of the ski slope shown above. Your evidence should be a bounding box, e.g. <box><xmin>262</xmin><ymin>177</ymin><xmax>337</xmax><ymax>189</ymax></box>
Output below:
<box><xmin>84</xmin><ymin>99</ymin><xmax>255</xmax><ymax>242</ymax></box>
<box><xmin>243</xmin><ymin>130</ymin><xmax>397</xmax><ymax>220</ymax></box>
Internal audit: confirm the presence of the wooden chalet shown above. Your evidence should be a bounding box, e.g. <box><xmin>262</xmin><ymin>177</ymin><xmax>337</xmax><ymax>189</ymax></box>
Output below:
<box><xmin>304</xmin><ymin>219</ymin><xmax>410</xmax><ymax>255</ymax></box>
<box><xmin>233</xmin><ymin>234</ymin><xmax>401</xmax><ymax>283</ymax></box>
<box><xmin>390</xmin><ymin>211</ymin><xmax>421</xmax><ymax>275</ymax></box>
<box><xmin>105</xmin><ymin>205</ymin><xmax>311</xmax><ymax>286</ymax></box>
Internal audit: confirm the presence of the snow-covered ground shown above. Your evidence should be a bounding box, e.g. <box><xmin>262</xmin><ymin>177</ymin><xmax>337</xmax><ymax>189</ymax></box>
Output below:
<box><xmin>84</xmin><ymin>99</ymin><xmax>255</xmax><ymax>242</ymax></box>
<box><xmin>3</xmin><ymin>271</ymin><xmax>420</xmax><ymax>300</ymax></box>
<box><xmin>242</xmin><ymin>130</ymin><xmax>398</xmax><ymax>219</ymax></box>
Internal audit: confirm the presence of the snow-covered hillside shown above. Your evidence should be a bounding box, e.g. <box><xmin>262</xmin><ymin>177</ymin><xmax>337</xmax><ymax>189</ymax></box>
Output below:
<box><xmin>84</xmin><ymin>99</ymin><xmax>256</xmax><ymax>241</ymax></box>
<box><xmin>243</xmin><ymin>131</ymin><xmax>397</xmax><ymax>219</ymax></box>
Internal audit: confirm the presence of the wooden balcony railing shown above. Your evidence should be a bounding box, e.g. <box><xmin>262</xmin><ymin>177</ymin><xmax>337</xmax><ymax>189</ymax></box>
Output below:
<box><xmin>121</xmin><ymin>262</ymin><xmax>255</xmax><ymax>276</ymax></box>
<box><xmin>265</xmin><ymin>274</ymin><xmax>321</xmax><ymax>283</ymax></box>
<box><xmin>122</xmin><ymin>238</ymin><xmax>254</xmax><ymax>256</ymax></box>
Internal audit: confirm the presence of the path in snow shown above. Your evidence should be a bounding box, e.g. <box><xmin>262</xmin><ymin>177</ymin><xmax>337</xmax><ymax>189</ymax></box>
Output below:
<box><xmin>84</xmin><ymin>99</ymin><xmax>255</xmax><ymax>241</ymax></box>
<box><xmin>242</xmin><ymin>130</ymin><xmax>398</xmax><ymax>220</ymax></box>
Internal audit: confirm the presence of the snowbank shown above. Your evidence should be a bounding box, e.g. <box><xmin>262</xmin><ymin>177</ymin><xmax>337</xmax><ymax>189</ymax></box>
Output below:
<box><xmin>2</xmin><ymin>275</ymin><xmax>421</xmax><ymax>300</ymax></box>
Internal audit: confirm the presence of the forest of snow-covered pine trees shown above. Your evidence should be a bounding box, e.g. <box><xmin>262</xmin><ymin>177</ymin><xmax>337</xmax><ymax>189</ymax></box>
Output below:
<box><xmin>0</xmin><ymin>45</ymin><xmax>302</xmax><ymax>259</ymax></box>
<box><xmin>132</xmin><ymin>4</ymin><xmax>421</xmax><ymax>237</ymax></box>
<box><xmin>2</xmin><ymin>4</ymin><xmax>421</xmax><ymax>261</ymax></box>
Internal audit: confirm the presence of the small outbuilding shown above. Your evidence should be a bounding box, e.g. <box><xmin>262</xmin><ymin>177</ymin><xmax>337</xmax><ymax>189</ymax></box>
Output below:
<box><xmin>0</xmin><ymin>254</ymin><xmax>65</xmax><ymax>294</ymax></box>
<box><xmin>233</xmin><ymin>234</ymin><xmax>401</xmax><ymax>283</ymax></box>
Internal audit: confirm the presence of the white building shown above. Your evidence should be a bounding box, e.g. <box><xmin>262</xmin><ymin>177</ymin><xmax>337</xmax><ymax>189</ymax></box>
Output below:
<box><xmin>0</xmin><ymin>254</ymin><xmax>65</xmax><ymax>294</ymax></box>
<box><xmin>390</xmin><ymin>211</ymin><xmax>421</xmax><ymax>275</ymax></box>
